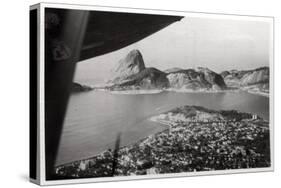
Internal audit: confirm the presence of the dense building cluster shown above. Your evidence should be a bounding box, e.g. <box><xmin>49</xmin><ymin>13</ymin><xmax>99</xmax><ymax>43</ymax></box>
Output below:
<box><xmin>55</xmin><ymin>107</ymin><xmax>270</xmax><ymax>179</ymax></box>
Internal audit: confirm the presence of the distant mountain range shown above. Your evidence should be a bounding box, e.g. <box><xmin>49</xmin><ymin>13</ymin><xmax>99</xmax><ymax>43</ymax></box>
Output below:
<box><xmin>107</xmin><ymin>49</ymin><xmax>227</xmax><ymax>91</ymax></box>
<box><xmin>74</xmin><ymin>49</ymin><xmax>269</xmax><ymax>95</ymax></box>
<box><xmin>166</xmin><ymin>67</ymin><xmax>226</xmax><ymax>90</ymax></box>
<box><xmin>220</xmin><ymin>67</ymin><xmax>269</xmax><ymax>94</ymax></box>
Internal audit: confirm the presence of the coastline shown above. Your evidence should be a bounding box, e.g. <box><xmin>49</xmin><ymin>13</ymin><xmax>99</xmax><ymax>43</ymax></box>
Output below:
<box><xmin>80</xmin><ymin>80</ymin><xmax>270</xmax><ymax>97</ymax></box>
<box><xmin>165</xmin><ymin>88</ymin><xmax>238</xmax><ymax>94</ymax></box>
<box><xmin>61</xmin><ymin>87</ymin><xmax>269</xmax><ymax>167</ymax></box>
<box><xmin>56</xmin><ymin>120</ymin><xmax>169</xmax><ymax>167</ymax></box>
<box><xmin>149</xmin><ymin>116</ymin><xmax>173</xmax><ymax>127</ymax></box>
<box><xmin>91</xmin><ymin>88</ymin><xmax>269</xmax><ymax>97</ymax></box>
<box><xmin>244</xmin><ymin>89</ymin><xmax>269</xmax><ymax>97</ymax></box>
<box><xmin>55</xmin><ymin>106</ymin><xmax>270</xmax><ymax>178</ymax></box>
<box><xmin>109</xmin><ymin>89</ymin><xmax>164</xmax><ymax>95</ymax></box>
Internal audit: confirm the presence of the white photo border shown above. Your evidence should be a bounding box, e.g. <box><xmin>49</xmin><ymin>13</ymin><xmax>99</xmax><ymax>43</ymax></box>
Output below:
<box><xmin>34</xmin><ymin>2</ymin><xmax>274</xmax><ymax>185</ymax></box>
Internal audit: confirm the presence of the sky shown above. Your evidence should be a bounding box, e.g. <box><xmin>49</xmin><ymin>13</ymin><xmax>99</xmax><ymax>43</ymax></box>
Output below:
<box><xmin>74</xmin><ymin>16</ymin><xmax>271</xmax><ymax>85</ymax></box>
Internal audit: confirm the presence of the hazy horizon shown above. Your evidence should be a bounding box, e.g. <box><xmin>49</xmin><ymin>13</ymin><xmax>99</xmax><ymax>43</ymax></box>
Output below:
<box><xmin>74</xmin><ymin>16</ymin><xmax>271</xmax><ymax>85</ymax></box>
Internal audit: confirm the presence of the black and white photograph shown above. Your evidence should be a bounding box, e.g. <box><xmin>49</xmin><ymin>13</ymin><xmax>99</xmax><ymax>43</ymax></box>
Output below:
<box><xmin>29</xmin><ymin>3</ymin><xmax>274</xmax><ymax>185</ymax></box>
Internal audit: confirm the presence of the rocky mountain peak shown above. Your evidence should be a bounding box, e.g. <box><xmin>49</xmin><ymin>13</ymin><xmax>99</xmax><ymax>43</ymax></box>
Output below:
<box><xmin>109</xmin><ymin>49</ymin><xmax>146</xmax><ymax>83</ymax></box>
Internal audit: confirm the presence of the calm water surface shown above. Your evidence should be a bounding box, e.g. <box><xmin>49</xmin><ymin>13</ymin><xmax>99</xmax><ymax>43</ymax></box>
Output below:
<box><xmin>56</xmin><ymin>91</ymin><xmax>269</xmax><ymax>165</ymax></box>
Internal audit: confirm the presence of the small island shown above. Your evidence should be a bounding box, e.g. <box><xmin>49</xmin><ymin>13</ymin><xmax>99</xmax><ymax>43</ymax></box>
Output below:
<box><xmin>72</xmin><ymin>82</ymin><xmax>93</xmax><ymax>93</ymax></box>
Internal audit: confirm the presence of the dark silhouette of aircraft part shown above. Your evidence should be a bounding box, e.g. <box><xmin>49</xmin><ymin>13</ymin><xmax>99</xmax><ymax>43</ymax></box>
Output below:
<box><xmin>45</xmin><ymin>8</ymin><xmax>90</xmax><ymax>180</ymax></box>
<box><xmin>44</xmin><ymin>7</ymin><xmax>183</xmax><ymax>180</ymax></box>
